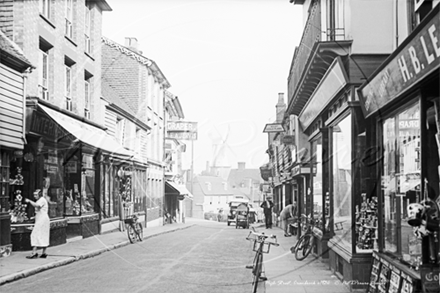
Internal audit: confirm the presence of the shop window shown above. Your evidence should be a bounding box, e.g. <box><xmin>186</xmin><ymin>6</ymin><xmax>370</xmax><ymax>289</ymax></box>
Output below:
<box><xmin>311</xmin><ymin>137</ymin><xmax>323</xmax><ymax>226</ymax></box>
<box><xmin>382</xmin><ymin>103</ymin><xmax>422</xmax><ymax>265</ymax></box>
<box><xmin>0</xmin><ymin>151</ymin><xmax>10</xmax><ymax>214</ymax></box>
<box><xmin>81</xmin><ymin>154</ymin><xmax>95</xmax><ymax>214</ymax></box>
<box><xmin>331</xmin><ymin>114</ymin><xmax>352</xmax><ymax>249</ymax></box>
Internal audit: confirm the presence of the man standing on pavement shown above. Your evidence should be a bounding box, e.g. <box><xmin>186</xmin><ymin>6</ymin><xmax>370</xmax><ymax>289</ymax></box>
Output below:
<box><xmin>260</xmin><ymin>195</ymin><xmax>274</xmax><ymax>229</ymax></box>
<box><xmin>280</xmin><ymin>202</ymin><xmax>296</xmax><ymax>237</ymax></box>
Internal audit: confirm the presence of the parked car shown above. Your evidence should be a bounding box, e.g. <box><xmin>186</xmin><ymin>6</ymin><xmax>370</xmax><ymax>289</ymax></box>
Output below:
<box><xmin>227</xmin><ymin>199</ymin><xmax>256</xmax><ymax>226</ymax></box>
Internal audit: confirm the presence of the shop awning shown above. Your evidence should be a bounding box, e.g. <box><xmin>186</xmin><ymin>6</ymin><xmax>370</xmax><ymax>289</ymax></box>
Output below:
<box><xmin>38</xmin><ymin>104</ymin><xmax>134</xmax><ymax>158</ymax></box>
<box><xmin>165</xmin><ymin>181</ymin><xmax>193</xmax><ymax>198</ymax></box>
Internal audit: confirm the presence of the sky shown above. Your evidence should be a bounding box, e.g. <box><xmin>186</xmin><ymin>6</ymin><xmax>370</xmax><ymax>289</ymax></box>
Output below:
<box><xmin>102</xmin><ymin>0</ymin><xmax>304</xmax><ymax>174</ymax></box>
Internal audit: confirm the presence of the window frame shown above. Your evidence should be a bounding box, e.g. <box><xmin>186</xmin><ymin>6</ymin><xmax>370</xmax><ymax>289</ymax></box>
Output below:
<box><xmin>39</xmin><ymin>50</ymin><xmax>49</xmax><ymax>100</ymax></box>
<box><xmin>84</xmin><ymin>3</ymin><xmax>92</xmax><ymax>54</ymax></box>
<box><xmin>39</xmin><ymin>0</ymin><xmax>50</xmax><ymax>19</ymax></box>
<box><xmin>65</xmin><ymin>0</ymin><xmax>73</xmax><ymax>39</ymax></box>
<box><xmin>84</xmin><ymin>79</ymin><xmax>91</xmax><ymax>119</ymax></box>
<box><xmin>65</xmin><ymin>65</ymin><xmax>72</xmax><ymax>111</ymax></box>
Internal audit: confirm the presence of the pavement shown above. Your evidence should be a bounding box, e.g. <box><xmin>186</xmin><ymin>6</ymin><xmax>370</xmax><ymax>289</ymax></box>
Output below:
<box><xmin>251</xmin><ymin>224</ymin><xmax>352</xmax><ymax>293</ymax></box>
<box><xmin>0</xmin><ymin>218</ymin><xmax>351</xmax><ymax>293</ymax></box>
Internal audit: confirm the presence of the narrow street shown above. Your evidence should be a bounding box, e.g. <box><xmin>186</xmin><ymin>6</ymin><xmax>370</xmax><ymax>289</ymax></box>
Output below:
<box><xmin>1</xmin><ymin>221</ymin><xmax>257</xmax><ymax>293</ymax></box>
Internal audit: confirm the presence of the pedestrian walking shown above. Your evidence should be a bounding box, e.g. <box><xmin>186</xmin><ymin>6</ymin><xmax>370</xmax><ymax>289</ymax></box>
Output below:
<box><xmin>260</xmin><ymin>196</ymin><xmax>274</xmax><ymax>229</ymax></box>
<box><xmin>280</xmin><ymin>202</ymin><xmax>296</xmax><ymax>237</ymax></box>
<box><xmin>24</xmin><ymin>189</ymin><xmax>50</xmax><ymax>258</ymax></box>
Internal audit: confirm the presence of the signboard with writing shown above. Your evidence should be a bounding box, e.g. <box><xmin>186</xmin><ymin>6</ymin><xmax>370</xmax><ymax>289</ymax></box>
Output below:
<box><xmin>299</xmin><ymin>57</ymin><xmax>348</xmax><ymax>129</ymax></box>
<box><xmin>282</xmin><ymin>135</ymin><xmax>295</xmax><ymax>145</ymax></box>
<box><xmin>29</xmin><ymin>109</ymin><xmax>73</xmax><ymax>142</ymax></box>
<box><xmin>167</xmin><ymin>132</ymin><xmax>197</xmax><ymax>140</ymax></box>
<box><xmin>167</xmin><ymin>121</ymin><xmax>197</xmax><ymax>132</ymax></box>
<box><xmin>263</xmin><ymin>123</ymin><xmax>284</xmax><ymax>133</ymax></box>
<box><xmin>358</xmin><ymin>7</ymin><xmax>439</xmax><ymax>117</ymax></box>
<box><xmin>420</xmin><ymin>265</ymin><xmax>440</xmax><ymax>293</ymax></box>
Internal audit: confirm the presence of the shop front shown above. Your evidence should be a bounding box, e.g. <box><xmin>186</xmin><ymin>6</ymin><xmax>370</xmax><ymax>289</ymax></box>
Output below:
<box><xmin>9</xmin><ymin>99</ymin><xmax>136</xmax><ymax>250</ymax></box>
<box><xmin>0</xmin><ymin>32</ymin><xmax>34</xmax><ymax>257</ymax></box>
<box><xmin>358</xmin><ymin>7</ymin><xmax>439</xmax><ymax>293</ymax></box>
<box><xmin>165</xmin><ymin>181</ymin><xmax>192</xmax><ymax>223</ymax></box>
<box><xmin>297</xmin><ymin>55</ymin><xmax>385</xmax><ymax>290</ymax></box>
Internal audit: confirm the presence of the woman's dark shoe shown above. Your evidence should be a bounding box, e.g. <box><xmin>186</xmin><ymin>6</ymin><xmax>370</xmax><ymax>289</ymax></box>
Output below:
<box><xmin>26</xmin><ymin>253</ymin><xmax>38</xmax><ymax>259</ymax></box>
<box><xmin>40</xmin><ymin>253</ymin><xmax>48</xmax><ymax>258</ymax></box>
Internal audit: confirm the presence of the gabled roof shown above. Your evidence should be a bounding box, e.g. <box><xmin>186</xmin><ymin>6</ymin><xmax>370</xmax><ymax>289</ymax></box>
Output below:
<box><xmin>195</xmin><ymin>176</ymin><xmax>234</xmax><ymax>196</ymax></box>
<box><xmin>0</xmin><ymin>30</ymin><xmax>34</xmax><ymax>72</ymax></box>
<box><xmin>101</xmin><ymin>37</ymin><xmax>171</xmax><ymax>88</ymax></box>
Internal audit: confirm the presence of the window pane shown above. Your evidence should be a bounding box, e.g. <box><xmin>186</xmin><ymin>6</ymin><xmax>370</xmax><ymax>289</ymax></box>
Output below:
<box><xmin>383</xmin><ymin>103</ymin><xmax>422</xmax><ymax>267</ymax></box>
<box><xmin>332</xmin><ymin>114</ymin><xmax>352</xmax><ymax>249</ymax></box>
<box><xmin>312</xmin><ymin>137</ymin><xmax>323</xmax><ymax>228</ymax></box>
<box><xmin>81</xmin><ymin>154</ymin><xmax>95</xmax><ymax>214</ymax></box>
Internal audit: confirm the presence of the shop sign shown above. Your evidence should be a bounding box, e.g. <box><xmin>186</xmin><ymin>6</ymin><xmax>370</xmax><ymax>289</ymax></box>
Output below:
<box><xmin>167</xmin><ymin>131</ymin><xmax>197</xmax><ymax>140</ymax></box>
<box><xmin>420</xmin><ymin>266</ymin><xmax>440</xmax><ymax>293</ymax></box>
<box><xmin>30</xmin><ymin>110</ymin><xmax>72</xmax><ymax>142</ymax></box>
<box><xmin>299</xmin><ymin>57</ymin><xmax>348</xmax><ymax>130</ymax></box>
<box><xmin>167</xmin><ymin>121</ymin><xmax>197</xmax><ymax>132</ymax></box>
<box><xmin>359</xmin><ymin>9</ymin><xmax>440</xmax><ymax>117</ymax></box>
<box><xmin>260</xmin><ymin>168</ymin><xmax>273</xmax><ymax>181</ymax></box>
<box><xmin>282</xmin><ymin>135</ymin><xmax>294</xmax><ymax>145</ymax></box>
<box><xmin>263</xmin><ymin>123</ymin><xmax>285</xmax><ymax>133</ymax></box>
<box><xmin>292</xmin><ymin>166</ymin><xmax>310</xmax><ymax>176</ymax></box>
<box><xmin>167</xmin><ymin>121</ymin><xmax>198</xmax><ymax>140</ymax></box>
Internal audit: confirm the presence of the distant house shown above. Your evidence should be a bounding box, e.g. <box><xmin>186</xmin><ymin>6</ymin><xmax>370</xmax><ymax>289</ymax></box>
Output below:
<box><xmin>187</xmin><ymin>175</ymin><xmax>234</xmax><ymax>219</ymax></box>
<box><xmin>228</xmin><ymin>162</ymin><xmax>264</xmax><ymax>206</ymax></box>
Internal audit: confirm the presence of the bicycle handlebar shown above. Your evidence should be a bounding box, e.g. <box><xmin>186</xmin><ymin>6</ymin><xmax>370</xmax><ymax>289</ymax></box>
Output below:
<box><xmin>246</xmin><ymin>231</ymin><xmax>279</xmax><ymax>246</ymax></box>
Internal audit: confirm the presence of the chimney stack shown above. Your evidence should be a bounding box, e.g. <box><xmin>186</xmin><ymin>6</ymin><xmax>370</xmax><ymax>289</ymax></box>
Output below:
<box><xmin>238</xmin><ymin>162</ymin><xmax>246</xmax><ymax>170</ymax></box>
<box><xmin>125</xmin><ymin>37</ymin><xmax>142</xmax><ymax>54</ymax></box>
<box><xmin>276</xmin><ymin>93</ymin><xmax>286</xmax><ymax>123</ymax></box>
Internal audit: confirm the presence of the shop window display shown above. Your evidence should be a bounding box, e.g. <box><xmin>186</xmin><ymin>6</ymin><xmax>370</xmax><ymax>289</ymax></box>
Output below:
<box><xmin>43</xmin><ymin>149</ymin><xmax>64</xmax><ymax>218</ymax></box>
<box><xmin>311</xmin><ymin>137</ymin><xmax>323</xmax><ymax>228</ymax></box>
<box><xmin>64</xmin><ymin>153</ymin><xmax>95</xmax><ymax>216</ymax></box>
<box><xmin>382</xmin><ymin>103</ymin><xmax>423</xmax><ymax>267</ymax></box>
<box><xmin>332</xmin><ymin>114</ymin><xmax>352</xmax><ymax>249</ymax></box>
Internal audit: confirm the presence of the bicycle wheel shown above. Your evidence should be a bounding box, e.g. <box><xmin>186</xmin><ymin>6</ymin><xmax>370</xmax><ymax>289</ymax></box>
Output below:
<box><xmin>252</xmin><ymin>251</ymin><xmax>263</xmax><ymax>293</ymax></box>
<box><xmin>295</xmin><ymin>234</ymin><xmax>312</xmax><ymax>261</ymax></box>
<box><xmin>136</xmin><ymin>222</ymin><xmax>143</xmax><ymax>242</ymax></box>
<box><xmin>127</xmin><ymin>224</ymin><xmax>137</xmax><ymax>244</ymax></box>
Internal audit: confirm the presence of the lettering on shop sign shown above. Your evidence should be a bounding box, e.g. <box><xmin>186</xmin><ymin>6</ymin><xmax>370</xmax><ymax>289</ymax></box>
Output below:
<box><xmin>167</xmin><ymin>131</ymin><xmax>197</xmax><ymax>140</ymax></box>
<box><xmin>167</xmin><ymin>121</ymin><xmax>197</xmax><ymax>132</ymax></box>
<box><xmin>359</xmin><ymin>10</ymin><xmax>439</xmax><ymax>117</ymax></box>
<box><xmin>30</xmin><ymin>110</ymin><xmax>72</xmax><ymax>142</ymax></box>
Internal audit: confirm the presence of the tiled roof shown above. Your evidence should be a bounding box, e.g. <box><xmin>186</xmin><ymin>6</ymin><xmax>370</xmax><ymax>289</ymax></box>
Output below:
<box><xmin>102</xmin><ymin>37</ymin><xmax>171</xmax><ymax>88</ymax></box>
<box><xmin>101</xmin><ymin>81</ymin><xmax>136</xmax><ymax>116</ymax></box>
<box><xmin>0</xmin><ymin>29</ymin><xmax>33</xmax><ymax>72</ymax></box>
<box><xmin>195</xmin><ymin>176</ymin><xmax>234</xmax><ymax>196</ymax></box>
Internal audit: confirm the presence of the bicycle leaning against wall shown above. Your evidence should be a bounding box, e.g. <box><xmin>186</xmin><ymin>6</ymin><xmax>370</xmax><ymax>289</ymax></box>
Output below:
<box><xmin>123</xmin><ymin>201</ymin><xmax>143</xmax><ymax>243</ymax></box>
<box><xmin>290</xmin><ymin>214</ymin><xmax>316</xmax><ymax>261</ymax></box>
<box><xmin>245</xmin><ymin>230</ymin><xmax>279</xmax><ymax>293</ymax></box>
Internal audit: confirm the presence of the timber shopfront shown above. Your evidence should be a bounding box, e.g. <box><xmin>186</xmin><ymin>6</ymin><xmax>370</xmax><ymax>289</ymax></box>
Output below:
<box><xmin>297</xmin><ymin>55</ymin><xmax>387</xmax><ymax>291</ymax></box>
<box><xmin>358</xmin><ymin>7</ymin><xmax>439</xmax><ymax>293</ymax></box>
<box><xmin>9</xmin><ymin>98</ymin><xmax>136</xmax><ymax>250</ymax></box>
